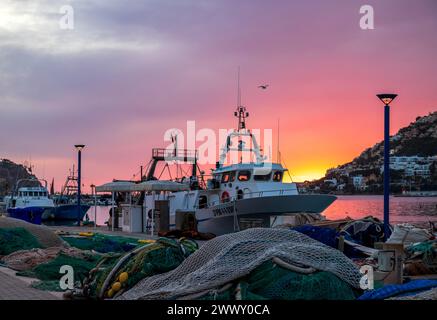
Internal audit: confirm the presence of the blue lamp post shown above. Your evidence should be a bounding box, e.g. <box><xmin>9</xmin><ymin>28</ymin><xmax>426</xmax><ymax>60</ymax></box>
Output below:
<box><xmin>74</xmin><ymin>144</ymin><xmax>85</xmax><ymax>226</ymax></box>
<box><xmin>376</xmin><ymin>94</ymin><xmax>397</xmax><ymax>241</ymax></box>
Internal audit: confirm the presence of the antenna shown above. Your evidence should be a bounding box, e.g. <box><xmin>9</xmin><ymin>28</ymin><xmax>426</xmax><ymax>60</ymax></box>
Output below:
<box><xmin>234</xmin><ymin>67</ymin><xmax>249</xmax><ymax>131</ymax></box>
<box><xmin>277</xmin><ymin>118</ymin><xmax>280</xmax><ymax>163</ymax></box>
<box><xmin>237</xmin><ymin>66</ymin><xmax>241</xmax><ymax>107</ymax></box>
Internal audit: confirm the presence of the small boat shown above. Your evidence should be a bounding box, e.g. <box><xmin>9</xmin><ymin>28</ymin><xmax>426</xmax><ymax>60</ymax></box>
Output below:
<box><xmin>4</xmin><ymin>179</ymin><xmax>55</xmax><ymax>225</ymax></box>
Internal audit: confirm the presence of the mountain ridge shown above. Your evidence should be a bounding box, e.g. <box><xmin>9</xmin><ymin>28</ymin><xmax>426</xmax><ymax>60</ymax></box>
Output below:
<box><xmin>0</xmin><ymin>159</ymin><xmax>40</xmax><ymax>196</ymax></box>
<box><xmin>332</xmin><ymin>111</ymin><xmax>437</xmax><ymax>173</ymax></box>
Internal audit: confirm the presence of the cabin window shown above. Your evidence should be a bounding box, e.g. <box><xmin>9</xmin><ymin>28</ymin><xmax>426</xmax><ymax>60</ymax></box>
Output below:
<box><xmin>238</xmin><ymin>170</ymin><xmax>251</xmax><ymax>182</ymax></box>
<box><xmin>221</xmin><ymin>171</ymin><xmax>236</xmax><ymax>183</ymax></box>
<box><xmin>273</xmin><ymin>171</ymin><xmax>283</xmax><ymax>182</ymax></box>
<box><xmin>29</xmin><ymin>192</ymin><xmax>34</xmax><ymax>197</ymax></box>
<box><xmin>254</xmin><ymin>172</ymin><xmax>272</xmax><ymax>181</ymax></box>
<box><xmin>199</xmin><ymin>195</ymin><xmax>208</xmax><ymax>209</ymax></box>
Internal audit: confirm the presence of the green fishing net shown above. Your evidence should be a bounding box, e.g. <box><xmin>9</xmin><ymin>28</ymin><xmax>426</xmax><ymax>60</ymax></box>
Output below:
<box><xmin>407</xmin><ymin>240</ymin><xmax>437</xmax><ymax>264</ymax></box>
<box><xmin>86</xmin><ymin>238</ymin><xmax>198</xmax><ymax>299</ymax></box>
<box><xmin>3</xmin><ymin>232</ymin><xmax>198</xmax><ymax>297</ymax></box>
<box><xmin>61</xmin><ymin>234</ymin><xmax>140</xmax><ymax>253</ymax></box>
<box><xmin>31</xmin><ymin>280</ymin><xmax>65</xmax><ymax>292</ymax></box>
<box><xmin>17</xmin><ymin>252</ymin><xmax>101</xmax><ymax>283</ymax></box>
<box><xmin>201</xmin><ymin>260</ymin><xmax>359</xmax><ymax>300</ymax></box>
<box><xmin>0</xmin><ymin>228</ymin><xmax>43</xmax><ymax>255</ymax></box>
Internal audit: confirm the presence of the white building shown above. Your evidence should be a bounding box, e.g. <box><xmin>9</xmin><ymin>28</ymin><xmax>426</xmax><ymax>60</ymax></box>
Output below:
<box><xmin>380</xmin><ymin>156</ymin><xmax>437</xmax><ymax>177</ymax></box>
<box><xmin>351</xmin><ymin>175</ymin><xmax>366</xmax><ymax>190</ymax></box>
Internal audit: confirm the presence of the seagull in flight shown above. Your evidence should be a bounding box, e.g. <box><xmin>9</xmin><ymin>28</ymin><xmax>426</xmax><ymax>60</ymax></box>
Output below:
<box><xmin>258</xmin><ymin>84</ymin><xmax>269</xmax><ymax>90</ymax></box>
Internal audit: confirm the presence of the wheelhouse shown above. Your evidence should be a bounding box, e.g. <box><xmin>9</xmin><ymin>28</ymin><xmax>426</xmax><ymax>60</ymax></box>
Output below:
<box><xmin>213</xmin><ymin>166</ymin><xmax>286</xmax><ymax>186</ymax></box>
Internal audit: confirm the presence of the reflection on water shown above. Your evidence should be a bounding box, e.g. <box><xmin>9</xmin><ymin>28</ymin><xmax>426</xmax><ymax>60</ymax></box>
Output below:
<box><xmin>47</xmin><ymin>196</ymin><xmax>437</xmax><ymax>228</ymax></box>
<box><xmin>43</xmin><ymin>206</ymin><xmax>111</xmax><ymax>227</ymax></box>
<box><xmin>323</xmin><ymin>196</ymin><xmax>437</xmax><ymax>225</ymax></box>
<box><xmin>86</xmin><ymin>206</ymin><xmax>111</xmax><ymax>226</ymax></box>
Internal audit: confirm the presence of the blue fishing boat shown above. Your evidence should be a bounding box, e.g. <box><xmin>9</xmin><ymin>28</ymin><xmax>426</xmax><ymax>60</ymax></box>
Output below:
<box><xmin>42</xmin><ymin>167</ymin><xmax>90</xmax><ymax>221</ymax></box>
<box><xmin>7</xmin><ymin>207</ymin><xmax>46</xmax><ymax>225</ymax></box>
<box><xmin>44</xmin><ymin>203</ymin><xmax>90</xmax><ymax>221</ymax></box>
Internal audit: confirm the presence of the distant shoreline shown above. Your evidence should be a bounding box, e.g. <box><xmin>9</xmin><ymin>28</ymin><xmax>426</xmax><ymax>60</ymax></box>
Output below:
<box><xmin>301</xmin><ymin>192</ymin><xmax>437</xmax><ymax>197</ymax></box>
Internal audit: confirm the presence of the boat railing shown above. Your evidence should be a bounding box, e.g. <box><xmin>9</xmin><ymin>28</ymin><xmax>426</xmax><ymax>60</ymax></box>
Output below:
<box><xmin>243</xmin><ymin>189</ymin><xmax>296</xmax><ymax>198</ymax></box>
<box><xmin>196</xmin><ymin>188</ymin><xmax>296</xmax><ymax>209</ymax></box>
<box><xmin>152</xmin><ymin>148</ymin><xmax>197</xmax><ymax>161</ymax></box>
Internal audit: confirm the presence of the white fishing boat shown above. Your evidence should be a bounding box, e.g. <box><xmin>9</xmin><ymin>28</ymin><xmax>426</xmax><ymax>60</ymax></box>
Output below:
<box><xmin>4</xmin><ymin>179</ymin><xmax>55</xmax><ymax>224</ymax></box>
<box><xmin>141</xmin><ymin>106</ymin><xmax>337</xmax><ymax>236</ymax></box>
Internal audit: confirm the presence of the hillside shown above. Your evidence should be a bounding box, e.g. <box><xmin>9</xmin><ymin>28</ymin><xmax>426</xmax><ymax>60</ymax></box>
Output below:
<box><xmin>0</xmin><ymin>159</ymin><xmax>40</xmax><ymax>196</ymax></box>
<box><xmin>307</xmin><ymin>111</ymin><xmax>437</xmax><ymax>194</ymax></box>
<box><xmin>339</xmin><ymin>111</ymin><xmax>437</xmax><ymax>170</ymax></box>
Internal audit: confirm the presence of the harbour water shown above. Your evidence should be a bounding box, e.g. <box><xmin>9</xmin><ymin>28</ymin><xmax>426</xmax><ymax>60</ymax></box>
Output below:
<box><xmin>60</xmin><ymin>195</ymin><xmax>437</xmax><ymax>229</ymax></box>
<box><xmin>323</xmin><ymin>195</ymin><xmax>437</xmax><ymax>226</ymax></box>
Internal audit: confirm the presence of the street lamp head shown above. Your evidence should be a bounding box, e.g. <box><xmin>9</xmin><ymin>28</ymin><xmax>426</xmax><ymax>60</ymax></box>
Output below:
<box><xmin>74</xmin><ymin>144</ymin><xmax>85</xmax><ymax>151</ymax></box>
<box><xmin>377</xmin><ymin>94</ymin><xmax>398</xmax><ymax>106</ymax></box>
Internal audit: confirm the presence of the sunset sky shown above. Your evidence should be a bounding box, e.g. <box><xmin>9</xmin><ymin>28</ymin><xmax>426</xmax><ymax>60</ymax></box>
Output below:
<box><xmin>1</xmin><ymin>0</ymin><xmax>437</xmax><ymax>192</ymax></box>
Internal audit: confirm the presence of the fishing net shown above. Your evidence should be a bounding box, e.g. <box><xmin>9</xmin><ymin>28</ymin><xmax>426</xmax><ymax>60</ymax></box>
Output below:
<box><xmin>406</xmin><ymin>240</ymin><xmax>437</xmax><ymax>265</ymax></box>
<box><xmin>404</xmin><ymin>240</ymin><xmax>437</xmax><ymax>275</ymax></box>
<box><xmin>83</xmin><ymin>237</ymin><xmax>198</xmax><ymax>299</ymax></box>
<box><xmin>1</xmin><ymin>247</ymin><xmax>92</xmax><ymax>271</ymax></box>
<box><xmin>17</xmin><ymin>252</ymin><xmax>101</xmax><ymax>283</ymax></box>
<box><xmin>31</xmin><ymin>280</ymin><xmax>66</xmax><ymax>292</ymax></box>
<box><xmin>339</xmin><ymin>216</ymin><xmax>387</xmax><ymax>248</ymax></box>
<box><xmin>119</xmin><ymin>228</ymin><xmax>362</xmax><ymax>300</ymax></box>
<box><xmin>200</xmin><ymin>261</ymin><xmax>359</xmax><ymax>300</ymax></box>
<box><xmin>62</xmin><ymin>234</ymin><xmax>140</xmax><ymax>253</ymax></box>
<box><xmin>0</xmin><ymin>217</ymin><xmax>65</xmax><ymax>248</ymax></box>
<box><xmin>0</xmin><ymin>228</ymin><xmax>43</xmax><ymax>255</ymax></box>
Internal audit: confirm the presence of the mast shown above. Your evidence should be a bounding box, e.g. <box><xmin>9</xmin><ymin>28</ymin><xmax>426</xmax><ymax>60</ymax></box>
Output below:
<box><xmin>235</xmin><ymin>67</ymin><xmax>249</xmax><ymax>132</ymax></box>
<box><xmin>277</xmin><ymin>118</ymin><xmax>280</xmax><ymax>163</ymax></box>
<box><xmin>218</xmin><ymin>69</ymin><xmax>265</xmax><ymax>166</ymax></box>
<box><xmin>235</xmin><ymin>105</ymin><xmax>249</xmax><ymax>131</ymax></box>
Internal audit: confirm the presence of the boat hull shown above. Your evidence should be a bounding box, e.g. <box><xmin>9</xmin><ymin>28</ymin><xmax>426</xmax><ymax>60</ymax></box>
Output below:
<box><xmin>43</xmin><ymin>204</ymin><xmax>90</xmax><ymax>221</ymax></box>
<box><xmin>7</xmin><ymin>206</ymin><xmax>49</xmax><ymax>225</ymax></box>
<box><xmin>195</xmin><ymin>194</ymin><xmax>336</xmax><ymax>235</ymax></box>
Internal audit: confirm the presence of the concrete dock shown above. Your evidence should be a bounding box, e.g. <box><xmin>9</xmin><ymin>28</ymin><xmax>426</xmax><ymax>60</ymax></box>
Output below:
<box><xmin>0</xmin><ymin>267</ymin><xmax>62</xmax><ymax>300</ymax></box>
